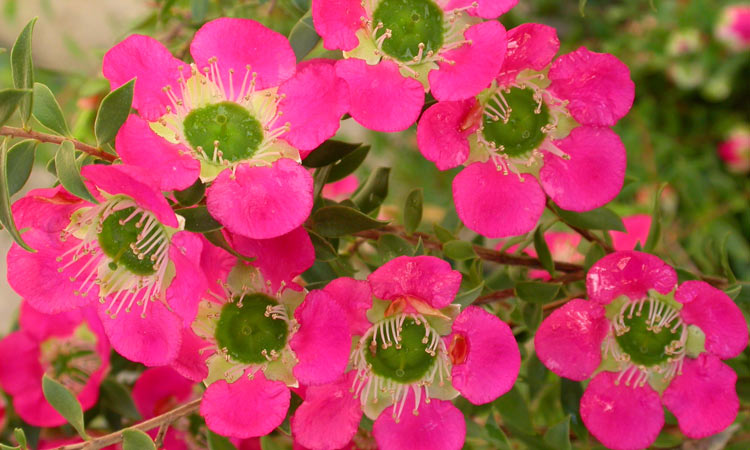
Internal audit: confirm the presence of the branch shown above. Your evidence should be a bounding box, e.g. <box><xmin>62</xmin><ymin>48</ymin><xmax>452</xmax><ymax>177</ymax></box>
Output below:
<box><xmin>53</xmin><ymin>398</ymin><xmax>201</xmax><ymax>450</ymax></box>
<box><xmin>0</xmin><ymin>126</ymin><xmax>117</xmax><ymax>162</ymax></box>
<box><xmin>355</xmin><ymin>226</ymin><xmax>584</xmax><ymax>273</ymax></box>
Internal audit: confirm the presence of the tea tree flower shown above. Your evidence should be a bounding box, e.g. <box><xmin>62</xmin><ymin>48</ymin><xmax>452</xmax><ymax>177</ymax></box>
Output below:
<box><xmin>312</xmin><ymin>0</ymin><xmax>511</xmax><ymax>131</ymax></box>
<box><xmin>716</xmin><ymin>4</ymin><xmax>750</xmax><ymax>51</ymax></box>
<box><xmin>103</xmin><ymin>18</ymin><xmax>349</xmax><ymax>239</ymax></box>
<box><xmin>718</xmin><ymin>125</ymin><xmax>750</xmax><ymax>174</ymax></box>
<box><xmin>417</xmin><ymin>24</ymin><xmax>634</xmax><ymax>237</ymax></box>
<box><xmin>535</xmin><ymin>251</ymin><xmax>748</xmax><ymax>450</ymax></box>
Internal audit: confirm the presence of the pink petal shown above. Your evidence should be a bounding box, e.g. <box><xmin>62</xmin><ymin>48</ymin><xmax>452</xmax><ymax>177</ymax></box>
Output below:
<box><xmin>539</xmin><ymin>126</ymin><xmax>626</xmax><ymax>212</ymax></box>
<box><xmin>662</xmin><ymin>354</ymin><xmax>739</xmax><ymax>439</ymax></box>
<box><xmin>675</xmin><ymin>281</ymin><xmax>748</xmax><ymax>359</ymax></box>
<box><xmin>449</xmin><ymin>306</ymin><xmax>520</xmax><ymax>404</ymax></box>
<box><xmin>291</xmin><ymin>372</ymin><xmax>362</xmax><ymax>450</ymax></box>
<box><xmin>81</xmin><ymin>165</ymin><xmax>178</xmax><ymax>228</ymax></box>
<box><xmin>201</xmin><ymin>371</ymin><xmax>290</xmax><ymax>439</ymax></box>
<box><xmin>441</xmin><ymin>0</ymin><xmax>517</xmax><ymax>18</ymax></box>
<box><xmin>12</xmin><ymin>186</ymin><xmax>84</xmax><ymax>232</ymax></box>
<box><xmin>586</xmin><ymin>250</ymin><xmax>677</xmax><ymax>305</ymax></box>
<box><xmin>548</xmin><ymin>47</ymin><xmax>635</xmax><ymax>127</ymax></box>
<box><xmin>429</xmin><ymin>21</ymin><xmax>506</xmax><ymax>101</ymax></box>
<box><xmin>321</xmin><ymin>175</ymin><xmax>359</xmax><ymax>201</ymax></box>
<box><xmin>171</xmin><ymin>327</ymin><xmax>211</xmax><ymax>383</ymax></box>
<box><xmin>190</xmin><ymin>18</ymin><xmax>296</xmax><ymax>93</ymax></box>
<box><xmin>416</xmin><ymin>99</ymin><xmax>476</xmax><ymax>170</ymax></box>
<box><xmin>0</xmin><ymin>331</ymin><xmax>43</xmax><ymax>395</ymax></box>
<box><xmin>166</xmin><ymin>231</ymin><xmax>207</xmax><ymax>326</ymax></box>
<box><xmin>335</xmin><ymin>59</ymin><xmax>424</xmax><ymax>132</ymax></box>
<box><xmin>372</xmin><ymin>394</ymin><xmax>465</xmax><ymax>450</ymax></box>
<box><xmin>115</xmin><ymin>115</ymin><xmax>200</xmax><ymax>191</ymax></box>
<box><xmin>323</xmin><ymin>277</ymin><xmax>373</xmax><ymax>336</ymax></box>
<box><xmin>580</xmin><ymin>371</ymin><xmax>664</xmax><ymax>450</ymax></box>
<box><xmin>612</xmin><ymin>214</ymin><xmax>652</xmax><ymax>251</ymax></box>
<box><xmin>228</xmin><ymin>227</ymin><xmax>315</xmax><ymax>292</ymax></box>
<box><xmin>102</xmin><ymin>34</ymin><xmax>188</xmax><ymax>121</ymax></box>
<box><xmin>453</xmin><ymin>162</ymin><xmax>546</xmax><ymax>238</ymax></box>
<box><xmin>19</xmin><ymin>301</ymin><xmax>84</xmax><ymax>341</ymax></box>
<box><xmin>497</xmin><ymin>23</ymin><xmax>560</xmax><ymax>86</ymax></box>
<box><xmin>312</xmin><ymin>0</ymin><xmax>366</xmax><ymax>51</ymax></box>
<box><xmin>290</xmin><ymin>290</ymin><xmax>351</xmax><ymax>385</ymax></box>
<box><xmin>367</xmin><ymin>255</ymin><xmax>461</xmax><ymax>309</ymax></box>
<box><xmin>545</xmin><ymin>232</ymin><xmax>583</xmax><ymax>264</ymax></box>
<box><xmin>97</xmin><ymin>300</ymin><xmax>182</xmax><ymax>367</ymax></box>
<box><xmin>534</xmin><ymin>299</ymin><xmax>608</xmax><ymax>381</ymax></box>
<box><xmin>276</xmin><ymin>59</ymin><xmax>349</xmax><ymax>153</ymax></box>
<box><xmin>133</xmin><ymin>367</ymin><xmax>195</xmax><ymax>419</ymax></box>
<box><xmin>199</xmin><ymin>235</ymin><xmax>236</xmax><ymax>299</ymax></box>
<box><xmin>7</xmin><ymin>231</ymin><xmax>96</xmax><ymax>313</ymax></box>
<box><xmin>206</xmin><ymin>159</ymin><xmax>313</xmax><ymax>239</ymax></box>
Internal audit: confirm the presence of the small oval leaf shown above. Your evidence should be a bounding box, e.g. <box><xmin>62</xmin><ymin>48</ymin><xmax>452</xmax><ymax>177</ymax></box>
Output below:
<box><xmin>42</xmin><ymin>374</ymin><xmax>88</xmax><ymax>440</ymax></box>
<box><xmin>10</xmin><ymin>18</ymin><xmax>36</xmax><ymax>127</ymax></box>
<box><xmin>0</xmin><ymin>139</ymin><xmax>32</xmax><ymax>251</ymax></box>
<box><xmin>175</xmin><ymin>206</ymin><xmax>223</xmax><ymax>232</ymax></box>
<box><xmin>312</xmin><ymin>205</ymin><xmax>388</xmax><ymax>237</ymax></box>
<box><xmin>533</xmin><ymin>227</ymin><xmax>555</xmax><ymax>277</ymax></box>
<box><xmin>0</xmin><ymin>88</ymin><xmax>31</xmax><ymax>127</ymax></box>
<box><xmin>288</xmin><ymin>10</ymin><xmax>321</xmax><ymax>62</ymax></box>
<box><xmin>32</xmin><ymin>83</ymin><xmax>70</xmax><ymax>136</ymax></box>
<box><xmin>443</xmin><ymin>240</ymin><xmax>477</xmax><ymax>261</ymax></box>
<box><xmin>403</xmin><ymin>188</ymin><xmax>423</xmax><ymax>234</ymax></box>
<box><xmin>515</xmin><ymin>281</ymin><xmax>561</xmax><ymax>304</ymax></box>
<box><xmin>302</xmin><ymin>140</ymin><xmax>361</xmax><ymax>168</ymax></box>
<box><xmin>352</xmin><ymin>167</ymin><xmax>390</xmax><ymax>213</ymax></box>
<box><xmin>174</xmin><ymin>177</ymin><xmax>206</xmax><ymax>207</ymax></box>
<box><xmin>7</xmin><ymin>139</ymin><xmax>36</xmax><ymax>195</ymax></box>
<box><xmin>552</xmin><ymin>204</ymin><xmax>625</xmax><ymax>231</ymax></box>
<box><xmin>122</xmin><ymin>429</ymin><xmax>156</xmax><ymax>450</ymax></box>
<box><xmin>95</xmin><ymin>79</ymin><xmax>134</xmax><ymax>146</ymax></box>
<box><xmin>328</xmin><ymin>145</ymin><xmax>369</xmax><ymax>182</ymax></box>
<box><xmin>55</xmin><ymin>141</ymin><xmax>98</xmax><ymax>203</ymax></box>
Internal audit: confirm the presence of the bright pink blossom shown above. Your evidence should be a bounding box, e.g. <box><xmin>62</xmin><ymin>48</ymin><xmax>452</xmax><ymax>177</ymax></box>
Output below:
<box><xmin>716</xmin><ymin>5</ymin><xmax>750</xmax><ymax>51</ymax></box>
<box><xmin>313</xmin><ymin>0</ymin><xmax>509</xmax><ymax>131</ymax></box>
<box><xmin>7</xmin><ymin>165</ymin><xmax>206</xmax><ymax>366</ymax></box>
<box><xmin>0</xmin><ymin>303</ymin><xmax>110</xmax><ymax>427</ymax></box>
<box><xmin>103</xmin><ymin>18</ymin><xmax>349</xmax><ymax>239</ymax></box>
<box><xmin>535</xmin><ymin>250</ymin><xmax>748</xmax><ymax>449</ymax></box>
<box><xmin>290</xmin><ymin>256</ymin><xmax>520</xmax><ymax>450</ymax></box>
<box><xmin>717</xmin><ymin>126</ymin><xmax>750</xmax><ymax>174</ymax></box>
<box><xmin>418</xmin><ymin>24</ymin><xmax>633</xmax><ymax>237</ymax></box>
<box><xmin>321</xmin><ymin>174</ymin><xmax>358</xmax><ymax>201</ymax></box>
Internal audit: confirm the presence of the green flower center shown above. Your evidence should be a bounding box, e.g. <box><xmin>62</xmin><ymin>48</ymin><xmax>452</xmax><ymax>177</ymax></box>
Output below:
<box><xmin>615</xmin><ymin>306</ymin><xmax>680</xmax><ymax>367</ymax></box>
<box><xmin>481</xmin><ymin>88</ymin><xmax>550</xmax><ymax>158</ymax></box>
<box><xmin>214</xmin><ymin>294</ymin><xmax>289</xmax><ymax>364</ymax></box>
<box><xmin>373</xmin><ymin>0</ymin><xmax>445</xmax><ymax>62</ymax></box>
<box><xmin>98</xmin><ymin>207</ymin><xmax>165</xmax><ymax>276</ymax></box>
<box><xmin>365</xmin><ymin>318</ymin><xmax>437</xmax><ymax>383</ymax></box>
<box><xmin>183</xmin><ymin>101</ymin><xmax>264</xmax><ymax>162</ymax></box>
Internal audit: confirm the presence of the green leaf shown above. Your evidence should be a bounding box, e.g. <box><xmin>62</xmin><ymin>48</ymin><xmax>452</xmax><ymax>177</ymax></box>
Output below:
<box><xmin>208</xmin><ymin>431</ymin><xmax>237</xmax><ymax>450</ymax></box>
<box><xmin>584</xmin><ymin>243</ymin><xmax>605</xmax><ymax>271</ymax></box>
<box><xmin>433</xmin><ymin>223</ymin><xmax>455</xmax><ymax>243</ymax></box>
<box><xmin>578</xmin><ymin>0</ymin><xmax>587</xmax><ymax>16</ymax></box>
<box><xmin>100</xmin><ymin>378</ymin><xmax>141</xmax><ymax>421</ymax></box>
<box><xmin>533</xmin><ymin>226</ymin><xmax>555</xmax><ymax>277</ymax></box>
<box><xmin>560</xmin><ymin>378</ymin><xmax>587</xmax><ymax>437</ymax></box>
<box><xmin>515</xmin><ymin>281</ymin><xmax>561</xmax><ymax>304</ymax></box>
<box><xmin>328</xmin><ymin>145</ymin><xmax>369</xmax><ymax>182</ymax></box>
<box><xmin>302</xmin><ymin>140</ymin><xmax>361</xmax><ymax>168</ymax></box>
<box><xmin>260</xmin><ymin>435</ymin><xmax>285</xmax><ymax>450</ymax></box>
<box><xmin>312</xmin><ymin>205</ymin><xmax>388</xmax><ymax>237</ymax></box>
<box><xmin>522</xmin><ymin>302</ymin><xmax>542</xmax><ymax>330</ymax></box>
<box><xmin>7</xmin><ymin>139</ymin><xmax>36</xmax><ymax>195</ymax></box>
<box><xmin>0</xmin><ymin>88</ymin><xmax>31</xmax><ymax>127</ymax></box>
<box><xmin>0</xmin><ymin>139</ymin><xmax>32</xmax><ymax>250</ymax></box>
<box><xmin>122</xmin><ymin>429</ymin><xmax>155</xmax><ymax>450</ymax></box>
<box><xmin>453</xmin><ymin>282</ymin><xmax>484</xmax><ymax>308</ymax></box>
<box><xmin>443</xmin><ymin>240</ymin><xmax>477</xmax><ymax>261</ymax></box>
<box><xmin>288</xmin><ymin>10</ymin><xmax>320</xmax><ymax>62</ymax></box>
<box><xmin>32</xmin><ymin>83</ymin><xmax>70</xmax><ymax>136</ymax></box>
<box><xmin>308</xmin><ymin>229</ymin><xmax>338</xmax><ymax>261</ymax></box>
<box><xmin>494</xmin><ymin>385</ymin><xmax>533</xmax><ymax>432</ymax></box>
<box><xmin>403</xmin><ymin>188</ymin><xmax>423</xmax><ymax>234</ymax></box>
<box><xmin>644</xmin><ymin>183</ymin><xmax>666</xmax><ymax>252</ymax></box>
<box><xmin>176</xmin><ymin>206</ymin><xmax>223</xmax><ymax>232</ymax></box>
<box><xmin>552</xmin><ymin>204</ymin><xmax>625</xmax><ymax>231</ymax></box>
<box><xmin>55</xmin><ymin>141</ymin><xmax>98</xmax><ymax>203</ymax></box>
<box><xmin>13</xmin><ymin>428</ymin><xmax>27</xmax><ymax>450</ymax></box>
<box><xmin>10</xmin><ymin>18</ymin><xmax>36</xmax><ymax>127</ymax></box>
<box><xmin>95</xmin><ymin>79</ymin><xmax>134</xmax><ymax>146</ymax></box>
<box><xmin>42</xmin><ymin>374</ymin><xmax>88</xmax><ymax>440</ymax></box>
<box><xmin>377</xmin><ymin>233</ymin><xmax>413</xmax><ymax>262</ymax></box>
<box><xmin>485</xmin><ymin>414</ymin><xmax>511</xmax><ymax>450</ymax></box>
<box><xmin>191</xmin><ymin>0</ymin><xmax>208</xmax><ymax>22</ymax></box>
<box><xmin>543</xmin><ymin>417</ymin><xmax>571</xmax><ymax>450</ymax></box>
<box><xmin>174</xmin><ymin>177</ymin><xmax>206</xmax><ymax>206</ymax></box>
<box><xmin>312</xmin><ymin>165</ymin><xmax>331</xmax><ymax>199</ymax></box>
<box><xmin>203</xmin><ymin>230</ymin><xmax>254</xmax><ymax>262</ymax></box>
<box><xmin>719</xmin><ymin>233</ymin><xmax>738</xmax><ymax>284</ymax></box>
<box><xmin>352</xmin><ymin>167</ymin><xmax>390</xmax><ymax>213</ymax></box>
<box><xmin>725</xmin><ymin>284</ymin><xmax>742</xmax><ymax>300</ymax></box>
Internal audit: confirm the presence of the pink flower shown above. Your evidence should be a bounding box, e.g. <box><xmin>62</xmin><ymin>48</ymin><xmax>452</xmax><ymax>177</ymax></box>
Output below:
<box><xmin>313</xmin><ymin>0</ymin><xmax>511</xmax><ymax>131</ymax></box>
<box><xmin>103</xmin><ymin>18</ymin><xmax>349</xmax><ymax>239</ymax></box>
<box><xmin>190</xmin><ymin>239</ymin><xmax>350</xmax><ymax>439</ymax></box>
<box><xmin>716</xmin><ymin>5</ymin><xmax>750</xmax><ymax>51</ymax></box>
<box><xmin>291</xmin><ymin>256</ymin><xmax>520</xmax><ymax>450</ymax></box>
<box><xmin>321</xmin><ymin>174</ymin><xmax>359</xmax><ymax>201</ymax></box>
<box><xmin>132</xmin><ymin>367</ymin><xmax>197</xmax><ymax>449</ymax></box>
<box><xmin>418</xmin><ymin>24</ymin><xmax>633</xmax><ymax>237</ymax></box>
<box><xmin>0</xmin><ymin>303</ymin><xmax>110</xmax><ymax>427</ymax></box>
<box><xmin>535</xmin><ymin>250</ymin><xmax>748</xmax><ymax>449</ymax></box>
<box><xmin>717</xmin><ymin>126</ymin><xmax>750</xmax><ymax>174</ymax></box>
<box><xmin>7</xmin><ymin>165</ymin><xmax>206</xmax><ymax>367</ymax></box>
